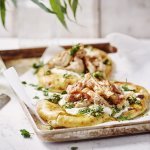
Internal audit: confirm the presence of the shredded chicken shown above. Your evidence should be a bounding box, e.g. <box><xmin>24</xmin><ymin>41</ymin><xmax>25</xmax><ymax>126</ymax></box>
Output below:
<box><xmin>48</xmin><ymin>44</ymin><xmax>111</xmax><ymax>75</ymax></box>
<box><xmin>66</xmin><ymin>73</ymin><xmax>125</xmax><ymax>108</ymax></box>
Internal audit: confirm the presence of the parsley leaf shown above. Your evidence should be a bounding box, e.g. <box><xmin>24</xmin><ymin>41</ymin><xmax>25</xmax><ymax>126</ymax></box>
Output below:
<box><xmin>61</xmin><ymin>90</ymin><xmax>67</xmax><ymax>94</ymax></box>
<box><xmin>33</xmin><ymin>96</ymin><xmax>39</xmax><ymax>99</ymax></box>
<box><xmin>20</xmin><ymin>129</ymin><xmax>31</xmax><ymax>138</ymax></box>
<box><xmin>63</xmin><ymin>102</ymin><xmax>75</xmax><ymax>109</ymax></box>
<box><xmin>103</xmin><ymin>59</ymin><xmax>111</xmax><ymax>65</ymax></box>
<box><xmin>63</xmin><ymin>73</ymin><xmax>72</xmax><ymax>78</ymax></box>
<box><xmin>22</xmin><ymin>81</ymin><xmax>27</xmax><ymax>85</ymax></box>
<box><xmin>45</xmin><ymin>70</ymin><xmax>51</xmax><ymax>75</ymax></box>
<box><xmin>32</xmin><ymin>61</ymin><xmax>44</xmax><ymax>74</ymax></box>
<box><xmin>122</xmin><ymin>85</ymin><xmax>136</xmax><ymax>92</ymax></box>
<box><xmin>70</xmin><ymin>44</ymin><xmax>80</xmax><ymax>56</ymax></box>
<box><xmin>92</xmin><ymin>71</ymin><xmax>104</xmax><ymax>80</ymax></box>
<box><xmin>71</xmin><ymin>147</ymin><xmax>78</xmax><ymax>150</ymax></box>
<box><xmin>47</xmin><ymin>94</ymin><xmax>61</xmax><ymax>104</ymax></box>
<box><xmin>117</xmin><ymin>116</ymin><xmax>129</xmax><ymax>121</ymax></box>
<box><xmin>79</xmin><ymin>106</ymin><xmax>103</xmax><ymax>117</ymax></box>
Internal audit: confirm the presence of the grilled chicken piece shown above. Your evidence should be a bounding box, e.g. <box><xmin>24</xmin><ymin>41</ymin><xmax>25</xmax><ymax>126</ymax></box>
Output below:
<box><xmin>47</xmin><ymin>44</ymin><xmax>112</xmax><ymax>78</ymax></box>
<box><xmin>66</xmin><ymin>57</ymin><xmax>85</xmax><ymax>73</ymax></box>
<box><xmin>67</xmin><ymin>73</ymin><xmax>125</xmax><ymax>107</ymax></box>
<box><xmin>49</xmin><ymin>51</ymin><xmax>72</xmax><ymax>67</ymax></box>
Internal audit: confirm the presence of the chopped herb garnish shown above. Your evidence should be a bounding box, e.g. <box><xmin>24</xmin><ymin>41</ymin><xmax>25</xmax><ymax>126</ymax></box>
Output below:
<box><xmin>20</xmin><ymin>129</ymin><xmax>31</xmax><ymax>138</ymax></box>
<box><xmin>127</xmin><ymin>96</ymin><xmax>137</xmax><ymax>104</ymax></box>
<box><xmin>43</xmin><ymin>88</ymin><xmax>49</xmax><ymax>96</ymax></box>
<box><xmin>122</xmin><ymin>85</ymin><xmax>136</xmax><ymax>92</ymax></box>
<box><xmin>33</xmin><ymin>96</ymin><xmax>39</xmax><ymax>99</ymax></box>
<box><xmin>22</xmin><ymin>81</ymin><xmax>27</xmax><ymax>85</ymax></box>
<box><xmin>36</xmin><ymin>86</ymin><xmax>43</xmax><ymax>91</ymax></box>
<box><xmin>47</xmin><ymin>94</ymin><xmax>61</xmax><ymax>104</ymax></box>
<box><xmin>103</xmin><ymin>59</ymin><xmax>111</xmax><ymax>65</ymax></box>
<box><xmin>32</xmin><ymin>61</ymin><xmax>44</xmax><ymax>74</ymax></box>
<box><xmin>71</xmin><ymin>147</ymin><xmax>78</xmax><ymax>150</ymax></box>
<box><xmin>79</xmin><ymin>106</ymin><xmax>103</xmax><ymax>117</ymax></box>
<box><xmin>127</xmin><ymin>96</ymin><xmax>141</xmax><ymax>105</ymax></box>
<box><xmin>45</xmin><ymin>70</ymin><xmax>51</xmax><ymax>75</ymax></box>
<box><xmin>63</xmin><ymin>73</ymin><xmax>72</xmax><ymax>78</ymax></box>
<box><xmin>80</xmin><ymin>73</ymin><xmax>85</xmax><ymax>77</ymax></box>
<box><xmin>61</xmin><ymin>90</ymin><xmax>67</xmax><ymax>94</ymax></box>
<box><xmin>117</xmin><ymin>116</ymin><xmax>129</xmax><ymax>121</ymax></box>
<box><xmin>70</xmin><ymin>44</ymin><xmax>80</xmax><ymax>56</ymax></box>
<box><xmin>49</xmin><ymin>125</ymin><xmax>53</xmax><ymax>130</ymax></box>
<box><xmin>92</xmin><ymin>71</ymin><xmax>104</xmax><ymax>80</ymax></box>
<box><xmin>135</xmin><ymin>100</ymin><xmax>142</xmax><ymax>105</ymax></box>
<box><xmin>111</xmin><ymin>107</ymin><xmax>121</xmax><ymax>116</ymax></box>
<box><xmin>79</xmin><ymin>107</ymin><xmax>91</xmax><ymax>114</ymax></box>
<box><xmin>63</xmin><ymin>102</ymin><xmax>75</xmax><ymax>109</ymax></box>
<box><xmin>29</xmin><ymin>83</ymin><xmax>38</xmax><ymax>87</ymax></box>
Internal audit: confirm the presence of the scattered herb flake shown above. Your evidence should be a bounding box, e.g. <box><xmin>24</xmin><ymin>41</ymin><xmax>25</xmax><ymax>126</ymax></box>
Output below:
<box><xmin>61</xmin><ymin>90</ymin><xmax>67</xmax><ymax>94</ymax></box>
<box><xmin>127</xmin><ymin>96</ymin><xmax>137</xmax><ymax>104</ymax></box>
<box><xmin>20</xmin><ymin>129</ymin><xmax>31</xmax><ymax>138</ymax></box>
<box><xmin>47</xmin><ymin>94</ymin><xmax>61</xmax><ymax>104</ymax></box>
<box><xmin>79</xmin><ymin>106</ymin><xmax>103</xmax><ymax>117</ymax></box>
<box><xmin>63</xmin><ymin>73</ymin><xmax>72</xmax><ymax>78</ymax></box>
<box><xmin>117</xmin><ymin>116</ymin><xmax>129</xmax><ymax>121</ymax></box>
<box><xmin>37</xmin><ymin>86</ymin><xmax>43</xmax><ymax>91</ymax></box>
<box><xmin>33</xmin><ymin>96</ymin><xmax>39</xmax><ymax>99</ymax></box>
<box><xmin>29</xmin><ymin>83</ymin><xmax>38</xmax><ymax>87</ymax></box>
<box><xmin>92</xmin><ymin>71</ymin><xmax>104</xmax><ymax>80</ymax></box>
<box><xmin>32</xmin><ymin>61</ymin><xmax>44</xmax><ymax>74</ymax></box>
<box><xmin>45</xmin><ymin>70</ymin><xmax>51</xmax><ymax>75</ymax></box>
<box><xmin>122</xmin><ymin>85</ymin><xmax>136</xmax><ymax>92</ymax></box>
<box><xmin>22</xmin><ymin>81</ymin><xmax>27</xmax><ymax>85</ymax></box>
<box><xmin>111</xmin><ymin>107</ymin><xmax>121</xmax><ymax>116</ymax></box>
<box><xmin>71</xmin><ymin>147</ymin><xmax>78</xmax><ymax>150</ymax></box>
<box><xmin>70</xmin><ymin>44</ymin><xmax>80</xmax><ymax>56</ymax></box>
<box><xmin>49</xmin><ymin>125</ymin><xmax>53</xmax><ymax>130</ymax></box>
<box><xmin>103</xmin><ymin>59</ymin><xmax>111</xmax><ymax>65</ymax></box>
<box><xmin>63</xmin><ymin>102</ymin><xmax>75</xmax><ymax>109</ymax></box>
<box><xmin>42</xmin><ymin>88</ymin><xmax>49</xmax><ymax>96</ymax></box>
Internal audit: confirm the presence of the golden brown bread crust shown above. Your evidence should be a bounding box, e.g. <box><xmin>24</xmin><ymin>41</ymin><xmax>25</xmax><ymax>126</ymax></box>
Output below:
<box><xmin>113</xmin><ymin>81</ymin><xmax>150</xmax><ymax>119</ymax></box>
<box><xmin>37</xmin><ymin>81</ymin><xmax>150</xmax><ymax>128</ymax></box>
<box><xmin>36</xmin><ymin>45</ymin><xmax>113</xmax><ymax>92</ymax></box>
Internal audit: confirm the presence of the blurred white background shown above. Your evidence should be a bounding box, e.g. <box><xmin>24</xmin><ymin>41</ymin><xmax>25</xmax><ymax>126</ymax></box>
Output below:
<box><xmin>0</xmin><ymin>0</ymin><xmax>150</xmax><ymax>38</ymax></box>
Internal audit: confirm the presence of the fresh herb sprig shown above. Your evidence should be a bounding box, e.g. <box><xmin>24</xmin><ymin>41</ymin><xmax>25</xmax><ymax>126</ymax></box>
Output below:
<box><xmin>47</xmin><ymin>94</ymin><xmax>61</xmax><ymax>104</ymax></box>
<box><xmin>122</xmin><ymin>84</ymin><xmax>136</xmax><ymax>92</ymax></box>
<box><xmin>32</xmin><ymin>61</ymin><xmax>44</xmax><ymax>74</ymax></box>
<box><xmin>92</xmin><ymin>71</ymin><xmax>104</xmax><ymax>80</ymax></box>
<box><xmin>70</xmin><ymin>44</ymin><xmax>80</xmax><ymax>56</ymax></box>
<box><xmin>63</xmin><ymin>102</ymin><xmax>75</xmax><ymax>109</ymax></box>
<box><xmin>117</xmin><ymin>116</ymin><xmax>129</xmax><ymax>121</ymax></box>
<box><xmin>1</xmin><ymin>0</ymin><xmax>79</xmax><ymax>29</ymax></box>
<box><xmin>71</xmin><ymin>147</ymin><xmax>78</xmax><ymax>150</ymax></box>
<box><xmin>20</xmin><ymin>129</ymin><xmax>31</xmax><ymax>138</ymax></box>
<box><xmin>79</xmin><ymin>106</ymin><xmax>104</xmax><ymax>117</ymax></box>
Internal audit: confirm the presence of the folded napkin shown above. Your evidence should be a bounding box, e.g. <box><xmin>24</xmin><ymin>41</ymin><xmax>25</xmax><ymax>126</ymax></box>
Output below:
<box><xmin>107</xmin><ymin>33</ymin><xmax>150</xmax><ymax>89</ymax></box>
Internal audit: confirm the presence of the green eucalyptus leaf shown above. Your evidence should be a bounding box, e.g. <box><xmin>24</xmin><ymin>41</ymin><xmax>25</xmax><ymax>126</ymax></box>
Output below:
<box><xmin>49</xmin><ymin>0</ymin><xmax>67</xmax><ymax>28</ymax></box>
<box><xmin>68</xmin><ymin>0</ymin><xmax>78</xmax><ymax>18</ymax></box>
<box><xmin>31</xmin><ymin>0</ymin><xmax>55</xmax><ymax>13</ymax></box>
<box><xmin>72</xmin><ymin>0</ymin><xmax>78</xmax><ymax>18</ymax></box>
<box><xmin>0</xmin><ymin>0</ymin><xmax>6</xmax><ymax>27</ymax></box>
<box><xmin>11</xmin><ymin>0</ymin><xmax>17</xmax><ymax>7</ymax></box>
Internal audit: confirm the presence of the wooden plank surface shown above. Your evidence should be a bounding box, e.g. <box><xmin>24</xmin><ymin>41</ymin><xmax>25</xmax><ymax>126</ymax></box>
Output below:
<box><xmin>0</xmin><ymin>43</ymin><xmax>117</xmax><ymax>61</ymax></box>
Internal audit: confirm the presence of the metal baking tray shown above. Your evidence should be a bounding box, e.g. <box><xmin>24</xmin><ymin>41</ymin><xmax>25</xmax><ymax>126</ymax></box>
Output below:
<box><xmin>1</xmin><ymin>42</ymin><xmax>150</xmax><ymax>142</ymax></box>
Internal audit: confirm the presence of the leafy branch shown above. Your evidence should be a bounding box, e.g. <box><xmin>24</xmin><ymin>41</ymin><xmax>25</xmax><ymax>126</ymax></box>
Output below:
<box><xmin>0</xmin><ymin>0</ymin><xmax>79</xmax><ymax>29</ymax></box>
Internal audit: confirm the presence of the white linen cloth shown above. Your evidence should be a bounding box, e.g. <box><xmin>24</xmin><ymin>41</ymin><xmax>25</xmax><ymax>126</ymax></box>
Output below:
<box><xmin>107</xmin><ymin>33</ymin><xmax>150</xmax><ymax>89</ymax></box>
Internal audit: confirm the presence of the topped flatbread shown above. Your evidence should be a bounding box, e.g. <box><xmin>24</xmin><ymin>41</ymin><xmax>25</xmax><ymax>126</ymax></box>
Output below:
<box><xmin>37</xmin><ymin>73</ymin><xmax>150</xmax><ymax>128</ymax></box>
<box><xmin>35</xmin><ymin>44</ymin><xmax>113</xmax><ymax>92</ymax></box>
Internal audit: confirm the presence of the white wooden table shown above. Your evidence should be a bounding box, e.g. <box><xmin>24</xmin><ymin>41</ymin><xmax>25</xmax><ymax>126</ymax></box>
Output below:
<box><xmin>0</xmin><ymin>38</ymin><xmax>150</xmax><ymax>150</ymax></box>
